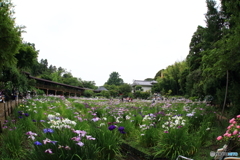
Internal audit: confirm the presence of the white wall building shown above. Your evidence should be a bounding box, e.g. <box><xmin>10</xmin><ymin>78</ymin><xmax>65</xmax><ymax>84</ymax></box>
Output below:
<box><xmin>132</xmin><ymin>80</ymin><xmax>157</xmax><ymax>92</ymax></box>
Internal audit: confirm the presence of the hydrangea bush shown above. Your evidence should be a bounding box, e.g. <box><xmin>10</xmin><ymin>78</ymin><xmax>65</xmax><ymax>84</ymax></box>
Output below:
<box><xmin>217</xmin><ymin>115</ymin><xmax>240</xmax><ymax>149</ymax></box>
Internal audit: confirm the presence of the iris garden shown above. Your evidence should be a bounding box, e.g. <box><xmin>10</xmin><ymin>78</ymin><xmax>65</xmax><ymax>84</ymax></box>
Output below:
<box><xmin>0</xmin><ymin>96</ymin><xmax>224</xmax><ymax>160</ymax></box>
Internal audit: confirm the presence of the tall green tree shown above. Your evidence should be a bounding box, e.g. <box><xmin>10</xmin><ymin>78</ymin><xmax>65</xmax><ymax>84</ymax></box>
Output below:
<box><xmin>186</xmin><ymin>26</ymin><xmax>206</xmax><ymax>72</ymax></box>
<box><xmin>105</xmin><ymin>72</ymin><xmax>124</xmax><ymax>86</ymax></box>
<box><xmin>154</xmin><ymin>69</ymin><xmax>164</xmax><ymax>80</ymax></box>
<box><xmin>0</xmin><ymin>0</ymin><xmax>22</xmax><ymax>70</ymax></box>
<box><xmin>15</xmin><ymin>42</ymin><xmax>39</xmax><ymax>70</ymax></box>
<box><xmin>204</xmin><ymin>0</ymin><xmax>223</xmax><ymax>49</ymax></box>
<box><xmin>202</xmin><ymin>0</ymin><xmax>240</xmax><ymax>114</ymax></box>
<box><xmin>81</xmin><ymin>80</ymin><xmax>97</xmax><ymax>89</ymax></box>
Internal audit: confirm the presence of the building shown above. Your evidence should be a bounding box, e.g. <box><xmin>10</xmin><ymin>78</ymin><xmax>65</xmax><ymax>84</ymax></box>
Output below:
<box><xmin>94</xmin><ymin>86</ymin><xmax>108</xmax><ymax>93</ymax></box>
<box><xmin>132</xmin><ymin>80</ymin><xmax>157</xmax><ymax>92</ymax></box>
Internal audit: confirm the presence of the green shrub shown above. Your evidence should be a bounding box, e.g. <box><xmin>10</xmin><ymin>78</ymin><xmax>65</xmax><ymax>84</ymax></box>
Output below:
<box><xmin>189</xmin><ymin>96</ymin><xmax>198</xmax><ymax>101</ymax></box>
<box><xmin>154</xmin><ymin>126</ymin><xmax>199</xmax><ymax>159</ymax></box>
<box><xmin>95</xmin><ymin>93</ymin><xmax>102</xmax><ymax>97</ymax></box>
<box><xmin>36</xmin><ymin>89</ymin><xmax>45</xmax><ymax>95</ymax></box>
<box><xmin>140</xmin><ymin>91</ymin><xmax>151</xmax><ymax>99</ymax></box>
<box><xmin>101</xmin><ymin>90</ymin><xmax>110</xmax><ymax>98</ymax></box>
<box><xmin>134</xmin><ymin>91</ymin><xmax>150</xmax><ymax>99</ymax></box>
<box><xmin>83</xmin><ymin>89</ymin><xmax>94</xmax><ymax>97</ymax></box>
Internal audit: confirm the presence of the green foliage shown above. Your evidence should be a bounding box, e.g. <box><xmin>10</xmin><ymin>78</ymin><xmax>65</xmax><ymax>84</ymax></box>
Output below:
<box><xmin>104</xmin><ymin>84</ymin><xmax>119</xmax><ymax>97</ymax></box>
<box><xmin>83</xmin><ymin>89</ymin><xmax>94</xmax><ymax>97</ymax></box>
<box><xmin>154</xmin><ymin>69</ymin><xmax>164</xmax><ymax>80</ymax></box>
<box><xmin>186</xmin><ymin>26</ymin><xmax>206</xmax><ymax>72</ymax></box>
<box><xmin>15</xmin><ymin>42</ymin><xmax>39</xmax><ymax>70</ymax></box>
<box><xmin>118</xmin><ymin>83</ymin><xmax>132</xmax><ymax>97</ymax></box>
<box><xmin>133</xmin><ymin>90</ymin><xmax>141</xmax><ymax>98</ymax></box>
<box><xmin>35</xmin><ymin>89</ymin><xmax>45</xmax><ymax>95</ymax></box>
<box><xmin>105</xmin><ymin>72</ymin><xmax>124</xmax><ymax>86</ymax></box>
<box><xmin>134</xmin><ymin>91</ymin><xmax>150</xmax><ymax>99</ymax></box>
<box><xmin>0</xmin><ymin>124</ymin><xmax>28</xmax><ymax>159</ymax></box>
<box><xmin>94</xmin><ymin>93</ymin><xmax>102</xmax><ymax>97</ymax></box>
<box><xmin>139</xmin><ymin>127</ymin><xmax>159</xmax><ymax>147</ymax></box>
<box><xmin>127</xmin><ymin>92</ymin><xmax>134</xmax><ymax>98</ymax></box>
<box><xmin>154</xmin><ymin>61</ymin><xmax>187</xmax><ymax>96</ymax></box>
<box><xmin>141</xmin><ymin>91</ymin><xmax>150</xmax><ymax>99</ymax></box>
<box><xmin>101</xmin><ymin>90</ymin><xmax>110</xmax><ymax>98</ymax></box>
<box><xmin>135</xmin><ymin>85</ymin><xmax>143</xmax><ymax>91</ymax></box>
<box><xmin>90</xmin><ymin>125</ymin><xmax>122</xmax><ymax>160</ymax></box>
<box><xmin>81</xmin><ymin>80</ymin><xmax>97</xmax><ymax>89</ymax></box>
<box><xmin>144</xmin><ymin>78</ymin><xmax>154</xmax><ymax>81</ymax></box>
<box><xmin>188</xmin><ymin>96</ymin><xmax>198</xmax><ymax>101</ymax></box>
<box><xmin>154</xmin><ymin>127</ymin><xmax>199</xmax><ymax>160</ymax></box>
<box><xmin>0</xmin><ymin>66</ymin><xmax>33</xmax><ymax>93</ymax></box>
<box><xmin>0</xmin><ymin>0</ymin><xmax>22</xmax><ymax>70</ymax></box>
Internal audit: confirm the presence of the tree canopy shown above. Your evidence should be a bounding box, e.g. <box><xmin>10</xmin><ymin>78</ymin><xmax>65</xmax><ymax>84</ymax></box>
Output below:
<box><xmin>0</xmin><ymin>1</ymin><xmax>22</xmax><ymax>70</ymax></box>
<box><xmin>105</xmin><ymin>72</ymin><xmax>124</xmax><ymax>86</ymax></box>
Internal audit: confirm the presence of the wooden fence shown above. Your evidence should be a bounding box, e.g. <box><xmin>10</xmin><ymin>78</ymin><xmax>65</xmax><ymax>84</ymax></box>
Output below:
<box><xmin>0</xmin><ymin>99</ymin><xmax>23</xmax><ymax>133</ymax></box>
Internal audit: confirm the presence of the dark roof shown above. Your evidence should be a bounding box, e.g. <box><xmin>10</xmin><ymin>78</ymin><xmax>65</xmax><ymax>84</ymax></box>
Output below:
<box><xmin>132</xmin><ymin>80</ymin><xmax>157</xmax><ymax>86</ymax></box>
<box><xmin>95</xmin><ymin>86</ymin><xmax>108</xmax><ymax>91</ymax></box>
<box><xmin>24</xmin><ymin>72</ymin><xmax>89</xmax><ymax>90</ymax></box>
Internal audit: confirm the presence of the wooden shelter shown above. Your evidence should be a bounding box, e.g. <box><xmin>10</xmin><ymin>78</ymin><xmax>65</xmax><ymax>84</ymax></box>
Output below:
<box><xmin>25</xmin><ymin>72</ymin><xmax>86</xmax><ymax>97</ymax></box>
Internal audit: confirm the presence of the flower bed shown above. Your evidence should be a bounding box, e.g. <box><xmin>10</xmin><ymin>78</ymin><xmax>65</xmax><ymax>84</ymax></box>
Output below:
<box><xmin>0</xmin><ymin>96</ymin><xmax>218</xmax><ymax>160</ymax></box>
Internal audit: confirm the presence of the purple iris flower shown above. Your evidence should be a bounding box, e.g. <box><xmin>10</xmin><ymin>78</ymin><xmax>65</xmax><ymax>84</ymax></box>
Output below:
<box><xmin>108</xmin><ymin>125</ymin><xmax>116</xmax><ymax>131</ymax></box>
<box><xmin>18</xmin><ymin>111</ymin><xmax>23</xmax><ymax>115</ymax></box>
<box><xmin>24</xmin><ymin>113</ymin><xmax>29</xmax><ymax>117</ymax></box>
<box><xmin>118</xmin><ymin>126</ymin><xmax>124</xmax><ymax>131</ymax></box>
<box><xmin>118</xmin><ymin>126</ymin><xmax>126</xmax><ymax>134</ymax></box>
<box><xmin>34</xmin><ymin>141</ymin><xmax>42</xmax><ymax>145</ymax></box>
<box><xmin>43</xmin><ymin>128</ymin><xmax>54</xmax><ymax>133</ymax></box>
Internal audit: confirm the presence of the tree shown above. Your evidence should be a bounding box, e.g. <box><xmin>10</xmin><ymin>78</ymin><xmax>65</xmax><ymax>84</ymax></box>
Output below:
<box><xmin>101</xmin><ymin>90</ymin><xmax>110</xmax><ymax>98</ymax></box>
<box><xmin>62</xmin><ymin>74</ymin><xmax>82</xmax><ymax>87</ymax></box>
<box><xmin>0</xmin><ymin>1</ymin><xmax>22</xmax><ymax>70</ymax></box>
<box><xmin>202</xmin><ymin>0</ymin><xmax>240</xmax><ymax>114</ymax></box>
<box><xmin>144</xmin><ymin>78</ymin><xmax>154</xmax><ymax>81</ymax></box>
<box><xmin>83</xmin><ymin>89</ymin><xmax>94</xmax><ymax>97</ymax></box>
<box><xmin>119</xmin><ymin>83</ymin><xmax>132</xmax><ymax>97</ymax></box>
<box><xmin>105</xmin><ymin>72</ymin><xmax>124</xmax><ymax>86</ymax></box>
<box><xmin>135</xmin><ymin>85</ymin><xmax>143</xmax><ymax>91</ymax></box>
<box><xmin>103</xmin><ymin>84</ymin><xmax>119</xmax><ymax>97</ymax></box>
<box><xmin>204</xmin><ymin>0</ymin><xmax>223</xmax><ymax>48</ymax></box>
<box><xmin>186</xmin><ymin>26</ymin><xmax>206</xmax><ymax>72</ymax></box>
<box><xmin>81</xmin><ymin>80</ymin><xmax>97</xmax><ymax>89</ymax></box>
<box><xmin>15</xmin><ymin>42</ymin><xmax>39</xmax><ymax>70</ymax></box>
<box><xmin>154</xmin><ymin>69</ymin><xmax>164</xmax><ymax>80</ymax></box>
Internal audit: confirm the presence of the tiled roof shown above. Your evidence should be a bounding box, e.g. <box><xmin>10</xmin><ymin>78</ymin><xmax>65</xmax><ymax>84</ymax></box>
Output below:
<box><xmin>132</xmin><ymin>80</ymin><xmax>157</xmax><ymax>86</ymax></box>
<box><xmin>95</xmin><ymin>86</ymin><xmax>108</xmax><ymax>91</ymax></box>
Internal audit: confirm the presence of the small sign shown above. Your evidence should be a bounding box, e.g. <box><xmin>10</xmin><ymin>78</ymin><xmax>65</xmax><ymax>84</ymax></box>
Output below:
<box><xmin>210</xmin><ymin>151</ymin><xmax>239</xmax><ymax>157</ymax></box>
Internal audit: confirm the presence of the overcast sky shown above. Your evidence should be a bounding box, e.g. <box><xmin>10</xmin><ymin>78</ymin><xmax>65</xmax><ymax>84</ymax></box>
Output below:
<box><xmin>13</xmin><ymin>0</ymin><xmax>220</xmax><ymax>87</ymax></box>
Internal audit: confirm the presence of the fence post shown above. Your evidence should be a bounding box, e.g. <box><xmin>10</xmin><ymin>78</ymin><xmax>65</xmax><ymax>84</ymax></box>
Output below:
<box><xmin>10</xmin><ymin>100</ymin><xmax>14</xmax><ymax>114</ymax></box>
<box><xmin>7</xmin><ymin>101</ymin><xmax>11</xmax><ymax>117</ymax></box>
<box><xmin>0</xmin><ymin>103</ymin><xmax>5</xmax><ymax>131</ymax></box>
<box><xmin>4</xmin><ymin>102</ymin><xmax>8</xmax><ymax>120</ymax></box>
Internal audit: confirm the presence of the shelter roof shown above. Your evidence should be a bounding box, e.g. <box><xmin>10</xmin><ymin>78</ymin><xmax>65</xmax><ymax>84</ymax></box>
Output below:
<box><xmin>132</xmin><ymin>80</ymin><xmax>157</xmax><ymax>86</ymax></box>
